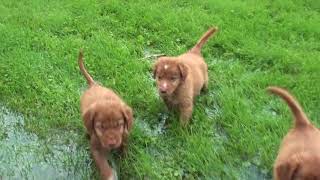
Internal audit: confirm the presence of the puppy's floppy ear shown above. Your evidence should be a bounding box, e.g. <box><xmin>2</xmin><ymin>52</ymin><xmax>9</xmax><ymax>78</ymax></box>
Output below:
<box><xmin>178</xmin><ymin>63</ymin><xmax>188</xmax><ymax>81</ymax></box>
<box><xmin>152</xmin><ymin>62</ymin><xmax>159</xmax><ymax>78</ymax></box>
<box><xmin>275</xmin><ymin>156</ymin><xmax>299</xmax><ymax>180</ymax></box>
<box><xmin>153</xmin><ymin>57</ymin><xmax>166</xmax><ymax>78</ymax></box>
<box><xmin>82</xmin><ymin>104</ymin><xmax>96</xmax><ymax>135</ymax></box>
<box><xmin>122</xmin><ymin>105</ymin><xmax>133</xmax><ymax>133</ymax></box>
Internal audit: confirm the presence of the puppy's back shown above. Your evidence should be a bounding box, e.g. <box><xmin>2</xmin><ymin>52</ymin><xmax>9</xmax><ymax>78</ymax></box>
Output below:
<box><xmin>78</xmin><ymin>49</ymin><xmax>122</xmax><ymax>113</ymax></box>
<box><xmin>81</xmin><ymin>85</ymin><xmax>121</xmax><ymax>111</ymax></box>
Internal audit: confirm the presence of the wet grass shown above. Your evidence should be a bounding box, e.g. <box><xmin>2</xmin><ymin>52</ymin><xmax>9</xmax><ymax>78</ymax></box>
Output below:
<box><xmin>0</xmin><ymin>0</ymin><xmax>319</xmax><ymax>179</ymax></box>
<box><xmin>0</xmin><ymin>105</ymin><xmax>93</xmax><ymax>179</ymax></box>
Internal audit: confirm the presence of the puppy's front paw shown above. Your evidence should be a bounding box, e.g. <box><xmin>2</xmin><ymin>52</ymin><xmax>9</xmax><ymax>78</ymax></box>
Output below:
<box><xmin>179</xmin><ymin>118</ymin><xmax>189</xmax><ymax>127</ymax></box>
<box><xmin>101</xmin><ymin>168</ymin><xmax>115</xmax><ymax>180</ymax></box>
<box><xmin>201</xmin><ymin>86</ymin><xmax>209</xmax><ymax>94</ymax></box>
<box><xmin>102</xmin><ymin>170</ymin><xmax>117</xmax><ymax>180</ymax></box>
<box><xmin>107</xmin><ymin>173</ymin><xmax>117</xmax><ymax>180</ymax></box>
<box><xmin>179</xmin><ymin>110</ymin><xmax>192</xmax><ymax>127</ymax></box>
<box><xmin>119</xmin><ymin>145</ymin><xmax>128</xmax><ymax>158</ymax></box>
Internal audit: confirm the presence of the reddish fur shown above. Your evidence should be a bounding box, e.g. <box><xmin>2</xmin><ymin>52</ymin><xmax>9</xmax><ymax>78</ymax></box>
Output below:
<box><xmin>79</xmin><ymin>50</ymin><xmax>133</xmax><ymax>180</ymax></box>
<box><xmin>268</xmin><ymin>86</ymin><xmax>320</xmax><ymax>180</ymax></box>
<box><xmin>153</xmin><ymin>27</ymin><xmax>218</xmax><ymax>126</ymax></box>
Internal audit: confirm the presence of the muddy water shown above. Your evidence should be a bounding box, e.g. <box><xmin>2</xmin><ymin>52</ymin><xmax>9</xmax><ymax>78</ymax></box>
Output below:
<box><xmin>0</xmin><ymin>105</ymin><xmax>94</xmax><ymax>179</ymax></box>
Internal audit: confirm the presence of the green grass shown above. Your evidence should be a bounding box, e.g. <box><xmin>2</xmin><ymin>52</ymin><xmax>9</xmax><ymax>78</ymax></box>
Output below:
<box><xmin>0</xmin><ymin>0</ymin><xmax>319</xmax><ymax>179</ymax></box>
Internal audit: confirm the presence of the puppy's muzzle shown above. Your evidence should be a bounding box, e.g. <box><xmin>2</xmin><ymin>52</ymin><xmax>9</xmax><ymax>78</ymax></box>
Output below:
<box><xmin>159</xmin><ymin>83</ymin><xmax>168</xmax><ymax>94</ymax></box>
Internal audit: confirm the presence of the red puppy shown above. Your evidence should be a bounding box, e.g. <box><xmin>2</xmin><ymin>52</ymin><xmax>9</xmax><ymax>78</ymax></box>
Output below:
<box><xmin>268</xmin><ymin>86</ymin><xmax>320</xmax><ymax>180</ymax></box>
<box><xmin>79</xmin><ymin>50</ymin><xmax>133</xmax><ymax>180</ymax></box>
<box><xmin>153</xmin><ymin>27</ymin><xmax>218</xmax><ymax>126</ymax></box>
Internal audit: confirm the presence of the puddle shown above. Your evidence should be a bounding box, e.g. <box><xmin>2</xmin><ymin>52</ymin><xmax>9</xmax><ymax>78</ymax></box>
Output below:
<box><xmin>213</xmin><ymin>124</ymin><xmax>228</xmax><ymax>142</ymax></box>
<box><xmin>239</xmin><ymin>162</ymin><xmax>271</xmax><ymax>180</ymax></box>
<box><xmin>208</xmin><ymin>104</ymin><xmax>271</xmax><ymax>179</ymax></box>
<box><xmin>0</xmin><ymin>105</ymin><xmax>94</xmax><ymax>179</ymax></box>
<box><xmin>142</xmin><ymin>48</ymin><xmax>165</xmax><ymax>61</ymax></box>
<box><xmin>137</xmin><ymin>112</ymin><xmax>167</xmax><ymax>137</ymax></box>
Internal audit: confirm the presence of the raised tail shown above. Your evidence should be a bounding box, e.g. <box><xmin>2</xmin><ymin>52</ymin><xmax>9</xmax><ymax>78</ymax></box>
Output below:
<box><xmin>267</xmin><ymin>86</ymin><xmax>310</xmax><ymax>128</ymax></box>
<box><xmin>78</xmin><ymin>49</ymin><xmax>95</xmax><ymax>86</ymax></box>
<box><xmin>189</xmin><ymin>27</ymin><xmax>218</xmax><ymax>54</ymax></box>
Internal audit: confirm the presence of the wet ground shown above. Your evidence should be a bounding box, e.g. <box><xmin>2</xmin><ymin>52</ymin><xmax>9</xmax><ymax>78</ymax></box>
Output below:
<box><xmin>0</xmin><ymin>104</ymin><xmax>271</xmax><ymax>179</ymax></box>
<box><xmin>0</xmin><ymin>105</ymin><xmax>93</xmax><ymax>179</ymax></box>
<box><xmin>240</xmin><ymin>162</ymin><xmax>271</xmax><ymax>180</ymax></box>
<box><xmin>137</xmin><ymin>106</ymin><xmax>272</xmax><ymax>180</ymax></box>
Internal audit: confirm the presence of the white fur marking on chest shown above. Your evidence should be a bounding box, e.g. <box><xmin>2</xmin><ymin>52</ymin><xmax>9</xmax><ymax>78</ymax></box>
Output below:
<box><xmin>164</xmin><ymin>64</ymin><xmax>169</xmax><ymax>70</ymax></box>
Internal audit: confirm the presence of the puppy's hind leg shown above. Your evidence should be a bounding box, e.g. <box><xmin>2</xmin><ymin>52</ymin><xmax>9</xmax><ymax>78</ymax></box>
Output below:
<box><xmin>200</xmin><ymin>63</ymin><xmax>209</xmax><ymax>93</ymax></box>
<box><xmin>201</xmin><ymin>71</ymin><xmax>209</xmax><ymax>93</ymax></box>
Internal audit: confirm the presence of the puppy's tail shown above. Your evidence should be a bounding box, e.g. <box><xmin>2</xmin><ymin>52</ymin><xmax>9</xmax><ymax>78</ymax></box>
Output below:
<box><xmin>78</xmin><ymin>49</ymin><xmax>95</xmax><ymax>86</ymax></box>
<box><xmin>267</xmin><ymin>86</ymin><xmax>310</xmax><ymax>128</ymax></box>
<box><xmin>189</xmin><ymin>27</ymin><xmax>218</xmax><ymax>54</ymax></box>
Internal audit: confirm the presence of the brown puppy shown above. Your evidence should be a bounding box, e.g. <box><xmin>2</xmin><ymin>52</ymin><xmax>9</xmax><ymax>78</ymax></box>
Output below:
<box><xmin>78</xmin><ymin>50</ymin><xmax>133</xmax><ymax>180</ymax></box>
<box><xmin>153</xmin><ymin>27</ymin><xmax>218</xmax><ymax>126</ymax></box>
<box><xmin>268</xmin><ymin>86</ymin><xmax>320</xmax><ymax>180</ymax></box>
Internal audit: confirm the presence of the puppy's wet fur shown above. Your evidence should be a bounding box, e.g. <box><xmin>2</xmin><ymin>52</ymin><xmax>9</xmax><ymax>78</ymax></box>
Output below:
<box><xmin>268</xmin><ymin>86</ymin><xmax>320</xmax><ymax>180</ymax></box>
<box><xmin>79</xmin><ymin>50</ymin><xmax>133</xmax><ymax>180</ymax></box>
<box><xmin>153</xmin><ymin>27</ymin><xmax>218</xmax><ymax>126</ymax></box>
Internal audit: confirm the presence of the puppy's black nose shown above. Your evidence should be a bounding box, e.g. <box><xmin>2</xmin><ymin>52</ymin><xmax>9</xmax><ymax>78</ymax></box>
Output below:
<box><xmin>108</xmin><ymin>142</ymin><xmax>118</xmax><ymax>149</ymax></box>
<box><xmin>160</xmin><ymin>90</ymin><xmax>167</xmax><ymax>94</ymax></box>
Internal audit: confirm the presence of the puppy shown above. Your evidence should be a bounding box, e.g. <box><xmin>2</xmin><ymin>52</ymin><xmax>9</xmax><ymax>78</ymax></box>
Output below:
<box><xmin>268</xmin><ymin>86</ymin><xmax>320</xmax><ymax>180</ymax></box>
<box><xmin>153</xmin><ymin>27</ymin><xmax>218</xmax><ymax>126</ymax></box>
<box><xmin>78</xmin><ymin>50</ymin><xmax>133</xmax><ymax>180</ymax></box>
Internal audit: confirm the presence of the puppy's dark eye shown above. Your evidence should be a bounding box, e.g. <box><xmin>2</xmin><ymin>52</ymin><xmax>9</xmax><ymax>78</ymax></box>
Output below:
<box><xmin>117</xmin><ymin>121</ymin><xmax>124</xmax><ymax>127</ymax></box>
<box><xmin>96</xmin><ymin>123</ymin><xmax>102</xmax><ymax>129</ymax></box>
<box><xmin>170</xmin><ymin>76</ymin><xmax>178</xmax><ymax>81</ymax></box>
<box><xmin>116</xmin><ymin>125</ymin><xmax>122</xmax><ymax>129</ymax></box>
<box><xmin>157</xmin><ymin>76</ymin><xmax>162</xmax><ymax>80</ymax></box>
<box><xmin>101</xmin><ymin>124</ymin><xmax>110</xmax><ymax>130</ymax></box>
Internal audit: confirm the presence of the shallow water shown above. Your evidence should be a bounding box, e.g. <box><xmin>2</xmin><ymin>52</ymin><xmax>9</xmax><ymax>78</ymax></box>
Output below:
<box><xmin>240</xmin><ymin>162</ymin><xmax>271</xmax><ymax>180</ymax></box>
<box><xmin>137</xmin><ymin>112</ymin><xmax>167</xmax><ymax>137</ymax></box>
<box><xmin>0</xmin><ymin>102</ymin><xmax>271</xmax><ymax>179</ymax></box>
<box><xmin>142</xmin><ymin>48</ymin><xmax>164</xmax><ymax>61</ymax></box>
<box><xmin>0</xmin><ymin>105</ymin><xmax>94</xmax><ymax>179</ymax></box>
<box><xmin>206</xmin><ymin>101</ymin><xmax>272</xmax><ymax>180</ymax></box>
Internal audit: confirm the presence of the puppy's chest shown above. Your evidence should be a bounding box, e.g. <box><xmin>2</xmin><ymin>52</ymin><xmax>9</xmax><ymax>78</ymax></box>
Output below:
<box><xmin>163</xmin><ymin>95</ymin><xmax>179</xmax><ymax>105</ymax></box>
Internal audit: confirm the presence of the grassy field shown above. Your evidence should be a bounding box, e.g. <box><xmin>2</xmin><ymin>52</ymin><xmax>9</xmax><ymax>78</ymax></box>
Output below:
<box><xmin>0</xmin><ymin>0</ymin><xmax>319</xmax><ymax>179</ymax></box>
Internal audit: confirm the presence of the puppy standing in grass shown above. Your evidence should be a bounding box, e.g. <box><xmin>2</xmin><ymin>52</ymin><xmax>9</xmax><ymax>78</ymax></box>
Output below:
<box><xmin>268</xmin><ymin>87</ymin><xmax>320</xmax><ymax>180</ymax></box>
<box><xmin>153</xmin><ymin>27</ymin><xmax>218</xmax><ymax>126</ymax></box>
<box><xmin>78</xmin><ymin>50</ymin><xmax>133</xmax><ymax>180</ymax></box>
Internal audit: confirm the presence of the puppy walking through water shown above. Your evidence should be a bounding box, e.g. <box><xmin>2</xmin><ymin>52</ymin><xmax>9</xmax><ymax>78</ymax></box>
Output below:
<box><xmin>153</xmin><ymin>27</ymin><xmax>218</xmax><ymax>126</ymax></box>
<box><xmin>78</xmin><ymin>49</ymin><xmax>133</xmax><ymax>180</ymax></box>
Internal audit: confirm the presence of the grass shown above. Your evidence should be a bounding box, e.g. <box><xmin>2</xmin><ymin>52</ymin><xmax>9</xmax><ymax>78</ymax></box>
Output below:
<box><xmin>0</xmin><ymin>0</ymin><xmax>319</xmax><ymax>179</ymax></box>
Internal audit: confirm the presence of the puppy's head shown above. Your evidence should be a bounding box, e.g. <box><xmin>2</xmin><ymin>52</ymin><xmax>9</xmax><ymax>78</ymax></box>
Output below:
<box><xmin>275</xmin><ymin>152</ymin><xmax>320</xmax><ymax>180</ymax></box>
<box><xmin>153</xmin><ymin>57</ymin><xmax>188</xmax><ymax>96</ymax></box>
<box><xmin>83</xmin><ymin>101</ymin><xmax>133</xmax><ymax>150</ymax></box>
